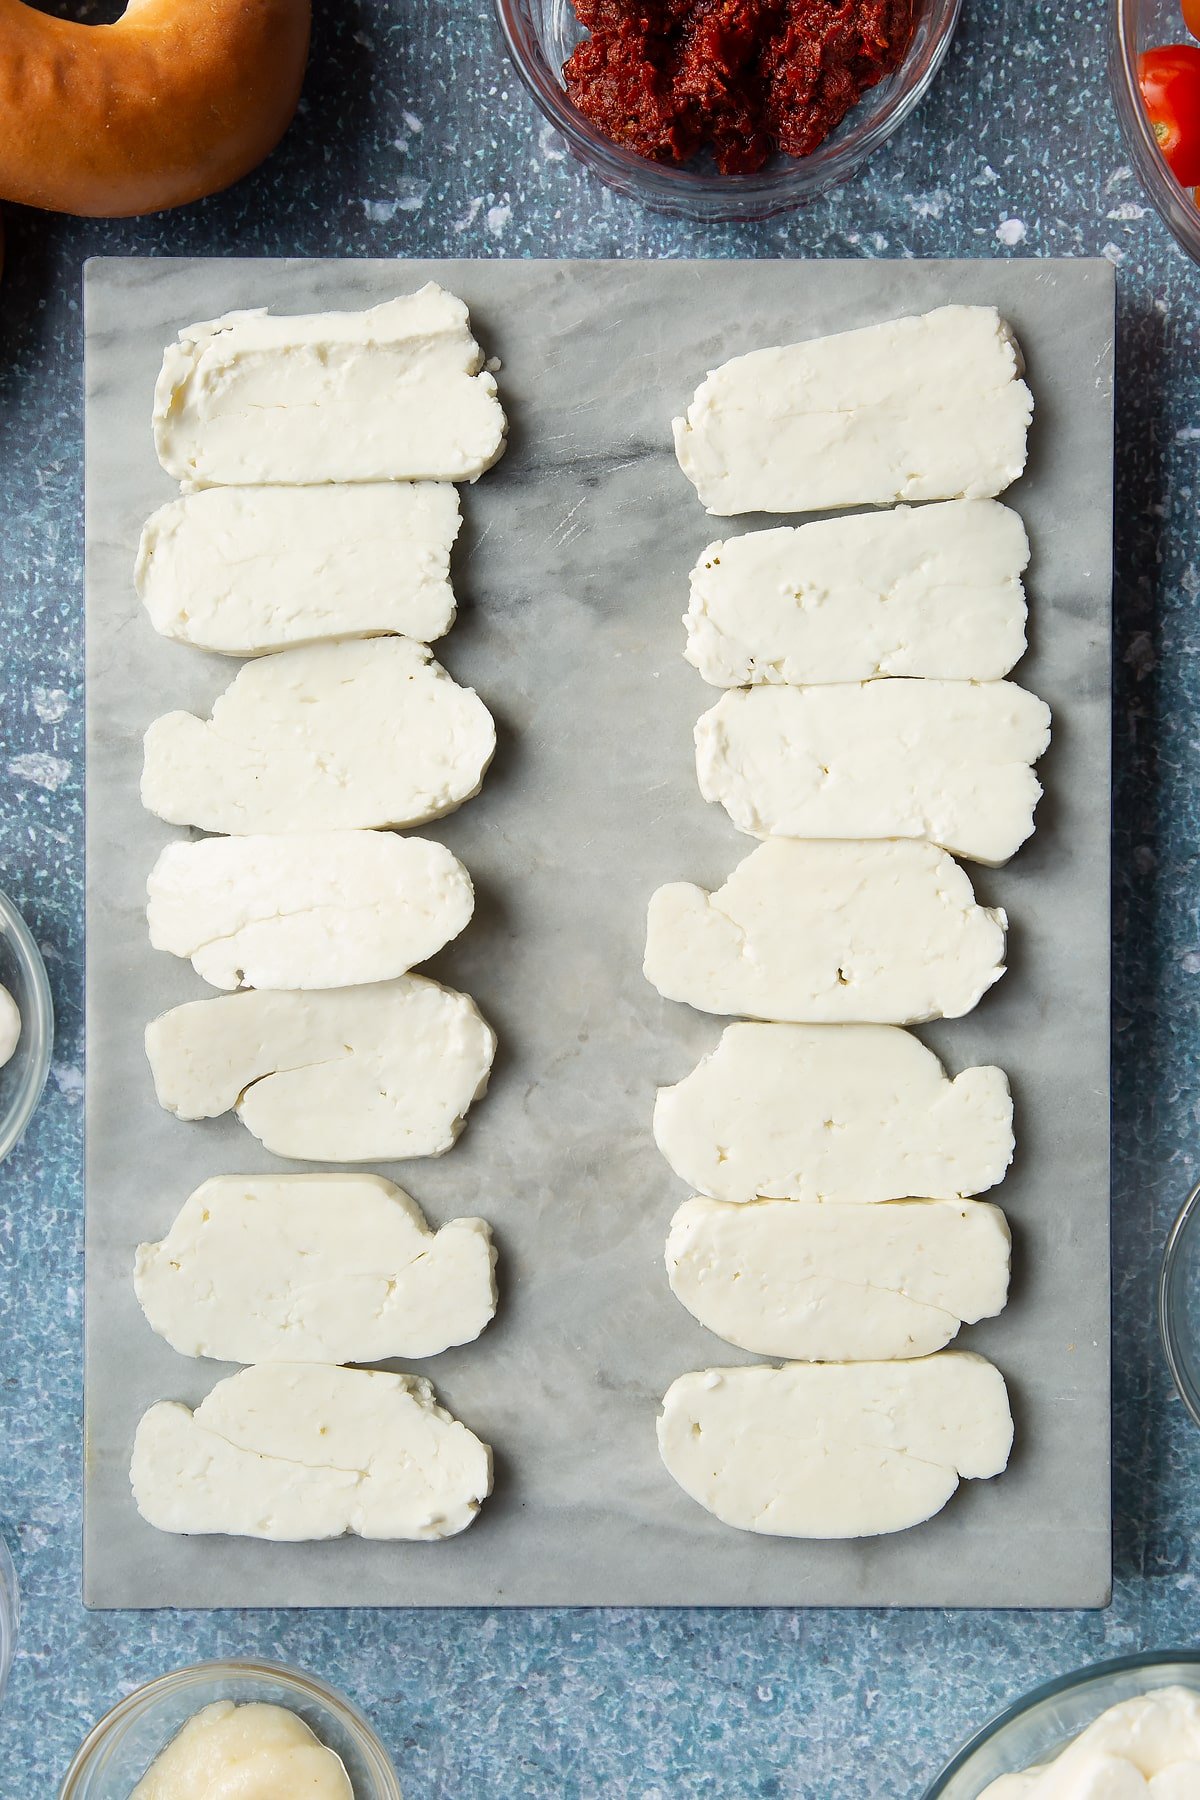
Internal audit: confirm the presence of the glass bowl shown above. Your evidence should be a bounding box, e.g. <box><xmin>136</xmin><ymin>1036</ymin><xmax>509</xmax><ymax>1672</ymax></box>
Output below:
<box><xmin>923</xmin><ymin>1651</ymin><xmax>1200</xmax><ymax>1797</ymax></box>
<box><xmin>0</xmin><ymin>1536</ymin><xmax>18</xmax><ymax>1710</ymax></box>
<box><xmin>495</xmin><ymin>0</ymin><xmax>963</xmax><ymax>221</ymax></box>
<box><xmin>0</xmin><ymin>889</ymin><xmax>53</xmax><ymax>1165</ymax></box>
<box><xmin>59</xmin><ymin>1660</ymin><xmax>403</xmax><ymax>1799</ymax></box>
<box><xmin>1159</xmin><ymin>1174</ymin><xmax>1200</xmax><ymax>1424</ymax></box>
<box><xmin>1110</xmin><ymin>0</ymin><xmax>1200</xmax><ymax>263</ymax></box>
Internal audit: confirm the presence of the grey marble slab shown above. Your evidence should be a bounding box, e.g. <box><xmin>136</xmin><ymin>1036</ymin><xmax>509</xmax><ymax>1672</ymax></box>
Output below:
<box><xmin>84</xmin><ymin>256</ymin><xmax>1113</xmax><ymax>1610</ymax></box>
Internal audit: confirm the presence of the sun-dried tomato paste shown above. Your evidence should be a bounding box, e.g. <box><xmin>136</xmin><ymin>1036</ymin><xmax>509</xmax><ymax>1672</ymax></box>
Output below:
<box><xmin>563</xmin><ymin>0</ymin><xmax>914</xmax><ymax>175</ymax></box>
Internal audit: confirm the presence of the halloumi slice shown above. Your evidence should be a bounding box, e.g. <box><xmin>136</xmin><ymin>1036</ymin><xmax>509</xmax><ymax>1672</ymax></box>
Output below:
<box><xmin>685</xmin><ymin>501</ymin><xmax>1029</xmax><ymax>686</ymax></box>
<box><xmin>154</xmin><ymin>286</ymin><xmax>507</xmax><ymax>486</ymax></box>
<box><xmin>696</xmin><ymin>679</ymin><xmax>1051</xmax><ymax>866</ymax></box>
<box><xmin>657</xmin><ymin>1353</ymin><xmax>1013</xmax><ymax>1537</ymax></box>
<box><xmin>135</xmin><ymin>1174</ymin><xmax>498</xmax><ymax>1363</ymax></box>
<box><xmin>136</xmin><ymin>482</ymin><xmax>461</xmax><ymax>655</ymax></box>
<box><xmin>654</xmin><ymin>1021</ymin><xmax>1012</xmax><ymax>1203</ymax></box>
<box><xmin>145</xmin><ymin>975</ymin><xmax>496</xmax><ymax>1162</ymax></box>
<box><xmin>141</xmin><ymin>638</ymin><xmax>496</xmax><ymax>835</ymax></box>
<box><xmin>666</xmin><ymin>1195</ymin><xmax>1011</xmax><ymax>1360</ymax></box>
<box><xmin>673</xmin><ymin>305</ymin><xmax>1032</xmax><ymax>515</ymax></box>
<box><xmin>645</xmin><ymin>839</ymin><xmax>1007</xmax><ymax>1024</ymax></box>
<box><xmin>131</xmin><ymin>1364</ymin><xmax>492</xmax><ymax>1541</ymax></box>
<box><xmin>148</xmin><ymin>831</ymin><xmax>474</xmax><ymax>991</ymax></box>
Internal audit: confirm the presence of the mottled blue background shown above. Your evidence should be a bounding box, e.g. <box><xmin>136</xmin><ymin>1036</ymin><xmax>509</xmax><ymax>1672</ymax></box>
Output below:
<box><xmin>0</xmin><ymin>0</ymin><xmax>1196</xmax><ymax>1792</ymax></box>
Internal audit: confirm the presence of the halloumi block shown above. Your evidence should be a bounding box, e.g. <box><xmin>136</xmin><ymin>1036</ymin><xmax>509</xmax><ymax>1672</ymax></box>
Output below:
<box><xmin>685</xmin><ymin>501</ymin><xmax>1029</xmax><ymax>686</ymax></box>
<box><xmin>148</xmin><ymin>831</ymin><xmax>474</xmax><ymax>991</ymax></box>
<box><xmin>136</xmin><ymin>483</ymin><xmax>461</xmax><ymax>655</ymax></box>
<box><xmin>141</xmin><ymin>638</ymin><xmax>496</xmax><ymax>835</ymax></box>
<box><xmin>666</xmin><ymin>1195</ymin><xmax>1012</xmax><ymax>1360</ymax></box>
<box><xmin>696</xmin><ymin>679</ymin><xmax>1051</xmax><ymax>866</ymax></box>
<box><xmin>644</xmin><ymin>839</ymin><xmax>1007</xmax><ymax>1024</ymax></box>
<box><xmin>135</xmin><ymin>1174</ymin><xmax>498</xmax><ymax>1363</ymax></box>
<box><xmin>657</xmin><ymin>1353</ymin><xmax>1013</xmax><ymax>1537</ymax></box>
<box><xmin>131</xmin><ymin>1364</ymin><xmax>492</xmax><ymax>1541</ymax></box>
<box><xmin>145</xmin><ymin>975</ymin><xmax>496</xmax><ymax>1162</ymax></box>
<box><xmin>154</xmin><ymin>286</ymin><xmax>507</xmax><ymax>486</ymax></box>
<box><xmin>654</xmin><ymin>1021</ymin><xmax>1013</xmax><ymax>1203</ymax></box>
<box><xmin>673</xmin><ymin>305</ymin><xmax>1033</xmax><ymax>515</ymax></box>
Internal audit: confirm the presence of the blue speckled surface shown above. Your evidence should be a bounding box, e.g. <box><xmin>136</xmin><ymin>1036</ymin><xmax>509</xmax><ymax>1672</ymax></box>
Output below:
<box><xmin>0</xmin><ymin>0</ymin><xmax>1196</xmax><ymax>1790</ymax></box>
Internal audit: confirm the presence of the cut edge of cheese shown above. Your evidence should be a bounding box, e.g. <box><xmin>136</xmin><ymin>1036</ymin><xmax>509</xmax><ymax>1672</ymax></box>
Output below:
<box><xmin>134</xmin><ymin>1173</ymin><xmax>499</xmax><ymax>1363</ymax></box>
<box><xmin>153</xmin><ymin>285</ymin><xmax>508</xmax><ymax>488</ymax></box>
<box><xmin>693</xmin><ymin>679</ymin><xmax>1051</xmax><ymax>867</ymax></box>
<box><xmin>140</xmin><ymin>637</ymin><xmax>497</xmax><ymax>836</ymax></box>
<box><xmin>657</xmin><ymin>1353</ymin><xmax>1014</xmax><ymax>1537</ymax></box>
<box><xmin>652</xmin><ymin>1021</ymin><xmax>1015</xmax><ymax>1204</ymax></box>
<box><xmin>143</xmin><ymin>975</ymin><xmax>498</xmax><ymax>1164</ymax></box>
<box><xmin>672</xmin><ymin>305</ymin><xmax>1033</xmax><ymax>516</ymax></box>
<box><xmin>643</xmin><ymin>839</ymin><xmax>1008</xmax><ymax>1024</ymax></box>
<box><xmin>135</xmin><ymin>482</ymin><xmax>462</xmax><ymax>655</ymax></box>
<box><xmin>683</xmin><ymin>501</ymin><xmax>1031</xmax><ymax>686</ymax></box>
<box><xmin>130</xmin><ymin>1363</ymin><xmax>494</xmax><ymax>1541</ymax></box>
<box><xmin>664</xmin><ymin>1194</ymin><xmax>1012</xmax><ymax>1360</ymax></box>
<box><xmin>146</xmin><ymin>830</ymin><xmax>476</xmax><ymax>991</ymax></box>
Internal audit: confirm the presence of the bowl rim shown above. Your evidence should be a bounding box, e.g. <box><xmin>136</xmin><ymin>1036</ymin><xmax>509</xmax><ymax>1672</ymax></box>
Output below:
<box><xmin>1108</xmin><ymin>0</ymin><xmax>1200</xmax><ymax>263</ymax></box>
<box><xmin>1159</xmin><ymin>1174</ymin><xmax>1200</xmax><ymax>1426</ymax></box>
<box><xmin>0</xmin><ymin>888</ymin><xmax>54</xmax><ymax>1165</ymax></box>
<box><xmin>494</xmin><ymin>0</ymin><xmax>964</xmax><ymax>219</ymax></box>
<box><xmin>58</xmin><ymin>1657</ymin><xmax>403</xmax><ymax>1799</ymax></box>
<box><xmin>0</xmin><ymin>1535</ymin><xmax>18</xmax><ymax>1710</ymax></box>
<box><xmin>922</xmin><ymin>1649</ymin><xmax>1200</xmax><ymax>1797</ymax></box>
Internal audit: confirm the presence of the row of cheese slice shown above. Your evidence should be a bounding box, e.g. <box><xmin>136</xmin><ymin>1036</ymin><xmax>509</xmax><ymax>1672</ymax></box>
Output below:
<box><xmin>131</xmin><ymin>290</ymin><xmax>509</xmax><ymax>1543</ymax></box>
<box><xmin>653</xmin><ymin>305</ymin><xmax>1038</xmax><ymax>1539</ymax></box>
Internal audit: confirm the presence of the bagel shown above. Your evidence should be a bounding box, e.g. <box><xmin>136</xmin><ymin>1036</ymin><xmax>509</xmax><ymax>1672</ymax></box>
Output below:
<box><xmin>0</xmin><ymin>0</ymin><xmax>311</xmax><ymax>217</ymax></box>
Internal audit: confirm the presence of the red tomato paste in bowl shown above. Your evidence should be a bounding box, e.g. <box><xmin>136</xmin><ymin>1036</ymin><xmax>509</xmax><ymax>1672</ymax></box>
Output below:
<box><xmin>563</xmin><ymin>0</ymin><xmax>915</xmax><ymax>174</ymax></box>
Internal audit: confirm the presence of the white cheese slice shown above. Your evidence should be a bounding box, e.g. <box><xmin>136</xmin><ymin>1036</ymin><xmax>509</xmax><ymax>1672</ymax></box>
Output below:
<box><xmin>658</xmin><ymin>1353</ymin><xmax>1013</xmax><ymax>1537</ymax></box>
<box><xmin>645</xmin><ymin>839</ymin><xmax>1007</xmax><ymax>1024</ymax></box>
<box><xmin>696</xmin><ymin>679</ymin><xmax>1051</xmax><ymax>866</ymax></box>
<box><xmin>685</xmin><ymin>500</ymin><xmax>1029</xmax><ymax>685</ymax></box>
<box><xmin>654</xmin><ymin>1021</ymin><xmax>1012</xmax><ymax>1203</ymax></box>
<box><xmin>147</xmin><ymin>831</ymin><xmax>474</xmax><ymax>991</ymax></box>
<box><xmin>136</xmin><ymin>482</ymin><xmax>460</xmax><ymax>655</ymax></box>
<box><xmin>134</xmin><ymin>1173</ymin><xmax>498</xmax><ymax>1362</ymax></box>
<box><xmin>666</xmin><ymin>1195</ymin><xmax>1011</xmax><ymax>1360</ymax></box>
<box><xmin>145</xmin><ymin>974</ymin><xmax>495</xmax><ymax>1162</ymax></box>
<box><xmin>141</xmin><ymin>638</ymin><xmax>496</xmax><ymax>835</ymax></box>
<box><xmin>673</xmin><ymin>304</ymin><xmax>1032</xmax><ymax>515</ymax></box>
<box><xmin>154</xmin><ymin>285</ymin><xmax>507</xmax><ymax>487</ymax></box>
<box><xmin>131</xmin><ymin>1364</ymin><xmax>492</xmax><ymax>1541</ymax></box>
<box><xmin>130</xmin><ymin>1701</ymin><xmax>353</xmax><ymax>1800</ymax></box>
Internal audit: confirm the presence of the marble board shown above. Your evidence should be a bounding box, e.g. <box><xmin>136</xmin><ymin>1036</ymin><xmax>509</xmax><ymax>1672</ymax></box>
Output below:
<box><xmin>84</xmin><ymin>257</ymin><xmax>1113</xmax><ymax>1609</ymax></box>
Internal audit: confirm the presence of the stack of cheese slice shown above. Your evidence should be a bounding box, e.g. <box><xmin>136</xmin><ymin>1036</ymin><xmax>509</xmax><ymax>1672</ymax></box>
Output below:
<box><xmin>129</xmin><ymin>288</ymin><xmax>507</xmax><ymax>1543</ymax></box>
<box><xmin>651</xmin><ymin>304</ymin><xmax>1047</xmax><ymax>1540</ymax></box>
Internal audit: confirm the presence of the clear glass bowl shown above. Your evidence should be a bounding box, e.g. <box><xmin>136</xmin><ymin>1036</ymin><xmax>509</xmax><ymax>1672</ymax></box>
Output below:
<box><xmin>1110</xmin><ymin>0</ymin><xmax>1200</xmax><ymax>262</ymax></box>
<box><xmin>0</xmin><ymin>1537</ymin><xmax>18</xmax><ymax>1711</ymax></box>
<box><xmin>495</xmin><ymin>0</ymin><xmax>963</xmax><ymax>221</ymax></box>
<box><xmin>924</xmin><ymin>1652</ymin><xmax>1200</xmax><ymax>1797</ymax></box>
<box><xmin>1160</xmin><ymin>1174</ymin><xmax>1200</xmax><ymax>1424</ymax></box>
<box><xmin>0</xmin><ymin>889</ymin><xmax>53</xmax><ymax>1165</ymax></box>
<box><xmin>59</xmin><ymin>1660</ymin><xmax>403</xmax><ymax>1799</ymax></box>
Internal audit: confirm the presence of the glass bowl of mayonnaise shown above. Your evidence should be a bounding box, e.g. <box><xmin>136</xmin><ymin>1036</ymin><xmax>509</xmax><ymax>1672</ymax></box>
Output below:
<box><xmin>924</xmin><ymin>1652</ymin><xmax>1200</xmax><ymax>1797</ymax></box>
<box><xmin>59</xmin><ymin>1660</ymin><xmax>402</xmax><ymax>1799</ymax></box>
<box><xmin>0</xmin><ymin>888</ymin><xmax>53</xmax><ymax>1166</ymax></box>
